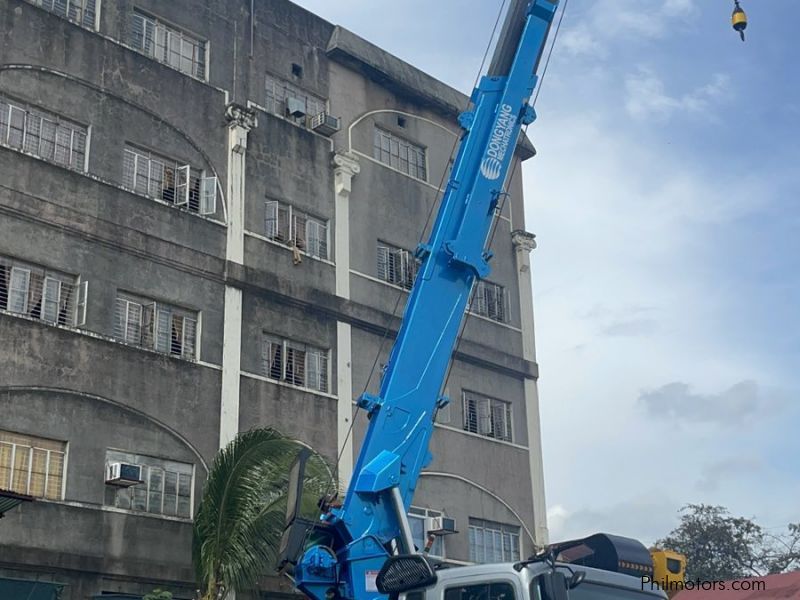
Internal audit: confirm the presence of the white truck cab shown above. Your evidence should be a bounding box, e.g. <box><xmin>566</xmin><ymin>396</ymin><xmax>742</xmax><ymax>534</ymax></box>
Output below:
<box><xmin>376</xmin><ymin>534</ymin><xmax>669</xmax><ymax>600</ymax></box>
<box><xmin>400</xmin><ymin>562</ymin><xmax>667</xmax><ymax>600</ymax></box>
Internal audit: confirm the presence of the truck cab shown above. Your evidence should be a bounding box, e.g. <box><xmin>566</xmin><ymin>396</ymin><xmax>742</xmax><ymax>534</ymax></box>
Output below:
<box><xmin>402</xmin><ymin>561</ymin><xmax>666</xmax><ymax>600</ymax></box>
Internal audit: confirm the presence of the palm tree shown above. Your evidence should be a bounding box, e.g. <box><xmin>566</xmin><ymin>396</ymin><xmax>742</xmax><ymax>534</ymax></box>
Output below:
<box><xmin>192</xmin><ymin>428</ymin><xmax>331</xmax><ymax>600</ymax></box>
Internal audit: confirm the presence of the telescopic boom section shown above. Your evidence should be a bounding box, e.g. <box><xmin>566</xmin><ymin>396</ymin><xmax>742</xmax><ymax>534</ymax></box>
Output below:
<box><xmin>294</xmin><ymin>2</ymin><xmax>557</xmax><ymax>599</ymax></box>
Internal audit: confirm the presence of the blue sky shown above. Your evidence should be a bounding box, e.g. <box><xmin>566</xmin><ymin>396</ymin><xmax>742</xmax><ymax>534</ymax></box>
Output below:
<box><xmin>292</xmin><ymin>0</ymin><xmax>800</xmax><ymax>544</ymax></box>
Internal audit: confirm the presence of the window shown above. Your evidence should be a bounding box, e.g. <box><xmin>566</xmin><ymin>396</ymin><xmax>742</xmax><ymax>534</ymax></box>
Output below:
<box><xmin>129</xmin><ymin>11</ymin><xmax>207</xmax><ymax>79</ymax></box>
<box><xmin>262</xmin><ymin>334</ymin><xmax>329</xmax><ymax>393</ymax></box>
<box><xmin>446</xmin><ymin>582</ymin><xmax>515</xmax><ymax>600</ymax></box>
<box><xmin>105</xmin><ymin>450</ymin><xmax>193</xmax><ymax>518</ymax></box>
<box><xmin>470</xmin><ymin>280</ymin><xmax>508</xmax><ymax>323</ymax></box>
<box><xmin>0</xmin><ymin>430</ymin><xmax>65</xmax><ymax>500</ymax></box>
<box><xmin>25</xmin><ymin>0</ymin><xmax>97</xmax><ymax>29</ymax></box>
<box><xmin>373</xmin><ymin>127</ymin><xmax>427</xmax><ymax>181</ymax></box>
<box><xmin>265</xmin><ymin>200</ymin><xmax>328</xmax><ymax>260</ymax></box>
<box><xmin>408</xmin><ymin>506</ymin><xmax>445</xmax><ymax>557</ymax></box>
<box><xmin>264</xmin><ymin>73</ymin><xmax>327</xmax><ymax>125</ymax></box>
<box><xmin>468</xmin><ymin>518</ymin><xmax>520</xmax><ymax>564</ymax></box>
<box><xmin>122</xmin><ymin>145</ymin><xmax>216</xmax><ymax>215</ymax></box>
<box><xmin>0</xmin><ymin>255</ymin><xmax>86</xmax><ymax>327</ymax></box>
<box><xmin>0</xmin><ymin>96</ymin><xmax>88</xmax><ymax>171</ymax></box>
<box><xmin>377</xmin><ymin>242</ymin><xmax>419</xmax><ymax>290</ymax></box>
<box><xmin>463</xmin><ymin>391</ymin><xmax>512</xmax><ymax>442</ymax></box>
<box><xmin>114</xmin><ymin>293</ymin><xmax>198</xmax><ymax>360</ymax></box>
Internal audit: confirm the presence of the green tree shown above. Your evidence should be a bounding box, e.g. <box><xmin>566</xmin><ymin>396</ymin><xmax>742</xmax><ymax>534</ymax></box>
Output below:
<box><xmin>656</xmin><ymin>504</ymin><xmax>800</xmax><ymax>580</ymax></box>
<box><xmin>143</xmin><ymin>591</ymin><xmax>172</xmax><ymax>600</ymax></box>
<box><xmin>192</xmin><ymin>428</ymin><xmax>331</xmax><ymax>600</ymax></box>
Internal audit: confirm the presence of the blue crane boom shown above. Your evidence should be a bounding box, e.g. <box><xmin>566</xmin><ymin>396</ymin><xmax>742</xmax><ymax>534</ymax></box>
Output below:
<box><xmin>285</xmin><ymin>3</ymin><xmax>559</xmax><ymax>599</ymax></box>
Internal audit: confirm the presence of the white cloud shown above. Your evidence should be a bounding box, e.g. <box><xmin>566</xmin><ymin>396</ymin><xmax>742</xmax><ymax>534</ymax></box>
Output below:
<box><xmin>559</xmin><ymin>24</ymin><xmax>606</xmax><ymax>58</ymax></box>
<box><xmin>638</xmin><ymin>380</ymin><xmax>790</xmax><ymax>426</ymax></box>
<box><xmin>524</xmin><ymin>69</ymin><xmax>796</xmax><ymax>542</ymax></box>
<box><xmin>624</xmin><ymin>68</ymin><xmax>730</xmax><ymax>121</ymax></box>
<box><xmin>547</xmin><ymin>495</ymin><xmax>681</xmax><ymax>546</ymax></box>
<box><xmin>558</xmin><ymin>0</ymin><xmax>698</xmax><ymax>58</ymax></box>
<box><xmin>695</xmin><ymin>457</ymin><xmax>766</xmax><ymax>493</ymax></box>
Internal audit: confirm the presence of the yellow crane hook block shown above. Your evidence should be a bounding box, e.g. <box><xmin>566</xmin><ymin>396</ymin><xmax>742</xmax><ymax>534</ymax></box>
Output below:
<box><xmin>732</xmin><ymin>0</ymin><xmax>748</xmax><ymax>41</ymax></box>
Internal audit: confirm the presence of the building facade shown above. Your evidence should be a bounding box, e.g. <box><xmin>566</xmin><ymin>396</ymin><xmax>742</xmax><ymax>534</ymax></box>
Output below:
<box><xmin>0</xmin><ymin>0</ymin><xmax>548</xmax><ymax>598</ymax></box>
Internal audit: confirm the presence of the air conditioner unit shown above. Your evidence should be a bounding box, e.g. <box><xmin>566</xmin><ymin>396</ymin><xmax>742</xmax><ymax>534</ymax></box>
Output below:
<box><xmin>286</xmin><ymin>97</ymin><xmax>307</xmax><ymax>118</ymax></box>
<box><xmin>426</xmin><ymin>516</ymin><xmax>457</xmax><ymax>536</ymax></box>
<box><xmin>105</xmin><ymin>462</ymin><xmax>143</xmax><ymax>487</ymax></box>
<box><xmin>310</xmin><ymin>112</ymin><xmax>340</xmax><ymax>136</ymax></box>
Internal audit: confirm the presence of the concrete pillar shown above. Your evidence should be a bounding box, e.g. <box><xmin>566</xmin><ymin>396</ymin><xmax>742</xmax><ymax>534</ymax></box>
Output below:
<box><xmin>220</xmin><ymin>104</ymin><xmax>258</xmax><ymax>450</ymax></box>
<box><xmin>332</xmin><ymin>151</ymin><xmax>359</xmax><ymax>489</ymax></box>
<box><xmin>512</xmin><ymin>229</ymin><xmax>549</xmax><ymax>546</ymax></box>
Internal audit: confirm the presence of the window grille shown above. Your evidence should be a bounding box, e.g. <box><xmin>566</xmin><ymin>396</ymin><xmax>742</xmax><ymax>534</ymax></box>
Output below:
<box><xmin>462</xmin><ymin>391</ymin><xmax>512</xmax><ymax>442</ymax></box>
<box><xmin>0</xmin><ymin>430</ymin><xmax>66</xmax><ymax>500</ymax></box>
<box><xmin>0</xmin><ymin>255</ymin><xmax>82</xmax><ymax>327</ymax></box>
<box><xmin>468</xmin><ymin>518</ymin><xmax>520</xmax><ymax>564</ymax></box>
<box><xmin>265</xmin><ymin>200</ymin><xmax>328</xmax><ymax>260</ymax></box>
<box><xmin>377</xmin><ymin>242</ymin><xmax>419</xmax><ymax>290</ymax></box>
<box><xmin>373</xmin><ymin>127</ymin><xmax>427</xmax><ymax>181</ymax></box>
<box><xmin>0</xmin><ymin>96</ymin><xmax>87</xmax><ymax>171</ymax></box>
<box><xmin>105</xmin><ymin>450</ymin><xmax>193</xmax><ymax>518</ymax></box>
<box><xmin>470</xmin><ymin>280</ymin><xmax>508</xmax><ymax>323</ymax></box>
<box><xmin>129</xmin><ymin>11</ymin><xmax>207</xmax><ymax>79</ymax></box>
<box><xmin>122</xmin><ymin>146</ymin><xmax>215</xmax><ymax>215</ymax></box>
<box><xmin>264</xmin><ymin>73</ymin><xmax>327</xmax><ymax>125</ymax></box>
<box><xmin>25</xmin><ymin>0</ymin><xmax>97</xmax><ymax>29</ymax></box>
<box><xmin>261</xmin><ymin>334</ymin><xmax>329</xmax><ymax>393</ymax></box>
<box><xmin>114</xmin><ymin>293</ymin><xmax>198</xmax><ymax>360</ymax></box>
<box><xmin>408</xmin><ymin>507</ymin><xmax>445</xmax><ymax>557</ymax></box>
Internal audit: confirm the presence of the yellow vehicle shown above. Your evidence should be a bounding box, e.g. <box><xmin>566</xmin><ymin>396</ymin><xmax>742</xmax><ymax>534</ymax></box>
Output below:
<box><xmin>651</xmin><ymin>549</ymin><xmax>687</xmax><ymax>596</ymax></box>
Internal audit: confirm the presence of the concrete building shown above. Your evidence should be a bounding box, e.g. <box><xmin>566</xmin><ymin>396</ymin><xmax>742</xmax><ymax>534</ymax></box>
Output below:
<box><xmin>0</xmin><ymin>0</ymin><xmax>547</xmax><ymax>598</ymax></box>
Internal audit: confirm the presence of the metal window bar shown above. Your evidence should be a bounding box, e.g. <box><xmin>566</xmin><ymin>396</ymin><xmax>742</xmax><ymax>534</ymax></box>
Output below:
<box><xmin>462</xmin><ymin>392</ymin><xmax>512</xmax><ymax>442</ymax></box>
<box><xmin>264</xmin><ymin>201</ymin><xmax>328</xmax><ymax>258</ymax></box>
<box><xmin>264</xmin><ymin>74</ymin><xmax>327</xmax><ymax>124</ymax></box>
<box><xmin>28</xmin><ymin>0</ymin><xmax>97</xmax><ymax>28</ymax></box>
<box><xmin>129</xmin><ymin>12</ymin><xmax>206</xmax><ymax>79</ymax></box>
<box><xmin>115</xmin><ymin>296</ymin><xmax>196</xmax><ymax>358</ymax></box>
<box><xmin>470</xmin><ymin>280</ymin><xmax>507</xmax><ymax>322</ymax></box>
<box><xmin>373</xmin><ymin>128</ymin><xmax>427</xmax><ymax>180</ymax></box>
<box><xmin>305</xmin><ymin>348</ymin><xmax>329</xmax><ymax>393</ymax></box>
<box><xmin>377</xmin><ymin>244</ymin><xmax>418</xmax><ymax>290</ymax></box>
<box><xmin>112</xmin><ymin>455</ymin><xmax>193</xmax><ymax>518</ymax></box>
<box><xmin>0</xmin><ymin>260</ymin><xmax>78</xmax><ymax>326</ymax></box>
<box><xmin>285</xmin><ymin>343</ymin><xmax>306</xmax><ymax>387</ymax></box>
<box><xmin>122</xmin><ymin>147</ymin><xmax>202</xmax><ymax>212</ymax></box>
<box><xmin>468</xmin><ymin>519</ymin><xmax>521</xmax><ymax>563</ymax></box>
<box><xmin>0</xmin><ymin>97</ymin><xmax>88</xmax><ymax>171</ymax></box>
<box><xmin>0</xmin><ymin>439</ymin><xmax>65</xmax><ymax>500</ymax></box>
<box><xmin>262</xmin><ymin>335</ymin><xmax>284</xmax><ymax>380</ymax></box>
<box><xmin>261</xmin><ymin>334</ymin><xmax>328</xmax><ymax>391</ymax></box>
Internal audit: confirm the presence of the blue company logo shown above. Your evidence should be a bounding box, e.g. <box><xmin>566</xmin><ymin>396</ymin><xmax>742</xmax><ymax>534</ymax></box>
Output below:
<box><xmin>480</xmin><ymin>157</ymin><xmax>503</xmax><ymax>180</ymax></box>
<box><xmin>480</xmin><ymin>103</ymin><xmax>517</xmax><ymax>181</ymax></box>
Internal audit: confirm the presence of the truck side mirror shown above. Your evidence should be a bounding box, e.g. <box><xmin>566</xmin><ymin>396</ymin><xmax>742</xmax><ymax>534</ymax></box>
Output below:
<box><xmin>540</xmin><ymin>571</ymin><xmax>570</xmax><ymax>600</ymax></box>
<box><xmin>376</xmin><ymin>554</ymin><xmax>438</xmax><ymax>595</ymax></box>
<box><xmin>569</xmin><ymin>571</ymin><xmax>586</xmax><ymax>589</ymax></box>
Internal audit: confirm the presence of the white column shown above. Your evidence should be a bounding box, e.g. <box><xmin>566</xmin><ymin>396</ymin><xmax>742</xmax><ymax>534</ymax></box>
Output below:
<box><xmin>333</xmin><ymin>152</ymin><xmax>360</xmax><ymax>299</ymax></box>
<box><xmin>512</xmin><ymin>229</ymin><xmax>549</xmax><ymax>546</ymax></box>
<box><xmin>332</xmin><ymin>152</ymin><xmax>360</xmax><ymax>488</ymax></box>
<box><xmin>220</xmin><ymin>104</ymin><xmax>258</xmax><ymax>450</ymax></box>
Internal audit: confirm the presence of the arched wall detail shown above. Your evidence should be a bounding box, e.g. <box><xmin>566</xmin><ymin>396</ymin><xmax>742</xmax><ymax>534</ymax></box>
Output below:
<box><xmin>420</xmin><ymin>470</ymin><xmax>536</xmax><ymax>546</ymax></box>
<box><xmin>0</xmin><ymin>64</ymin><xmax>228</xmax><ymax>221</ymax></box>
<box><xmin>0</xmin><ymin>385</ymin><xmax>209</xmax><ymax>473</ymax></box>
